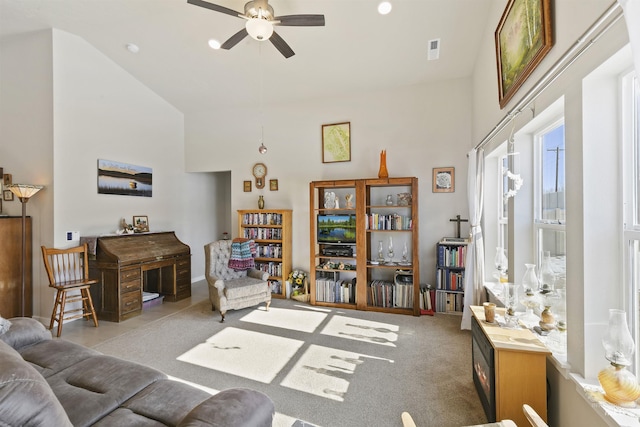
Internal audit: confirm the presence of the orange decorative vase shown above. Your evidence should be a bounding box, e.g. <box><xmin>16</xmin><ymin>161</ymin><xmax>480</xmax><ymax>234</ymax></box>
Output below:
<box><xmin>378</xmin><ymin>150</ymin><xmax>389</xmax><ymax>178</ymax></box>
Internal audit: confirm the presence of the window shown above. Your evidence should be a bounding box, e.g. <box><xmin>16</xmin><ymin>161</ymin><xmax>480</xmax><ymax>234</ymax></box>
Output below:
<box><xmin>534</xmin><ymin>121</ymin><xmax>566</xmax><ymax>288</ymax></box>
<box><xmin>622</xmin><ymin>70</ymin><xmax>640</xmax><ymax>373</ymax></box>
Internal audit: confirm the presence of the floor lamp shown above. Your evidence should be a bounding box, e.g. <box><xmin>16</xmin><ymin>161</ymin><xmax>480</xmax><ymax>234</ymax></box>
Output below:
<box><xmin>7</xmin><ymin>183</ymin><xmax>43</xmax><ymax>317</ymax></box>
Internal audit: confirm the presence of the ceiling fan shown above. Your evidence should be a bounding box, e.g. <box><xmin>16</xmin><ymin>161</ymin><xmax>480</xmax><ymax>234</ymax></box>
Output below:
<box><xmin>187</xmin><ymin>0</ymin><xmax>325</xmax><ymax>58</ymax></box>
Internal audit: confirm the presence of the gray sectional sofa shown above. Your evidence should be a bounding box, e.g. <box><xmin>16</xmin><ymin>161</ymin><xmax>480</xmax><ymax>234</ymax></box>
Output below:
<box><xmin>0</xmin><ymin>317</ymin><xmax>274</xmax><ymax>426</ymax></box>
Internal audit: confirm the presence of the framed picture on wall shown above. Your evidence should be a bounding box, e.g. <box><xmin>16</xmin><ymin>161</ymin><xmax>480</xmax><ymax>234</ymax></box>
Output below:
<box><xmin>322</xmin><ymin>122</ymin><xmax>351</xmax><ymax>163</ymax></box>
<box><xmin>433</xmin><ymin>167</ymin><xmax>455</xmax><ymax>193</ymax></box>
<box><xmin>3</xmin><ymin>189</ymin><xmax>14</xmax><ymax>201</ymax></box>
<box><xmin>243</xmin><ymin>180</ymin><xmax>252</xmax><ymax>192</ymax></box>
<box><xmin>270</xmin><ymin>179</ymin><xmax>278</xmax><ymax>191</ymax></box>
<box><xmin>495</xmin><ymin>0</ymin><xmax>553</xmax><ymax>108</ymax></box>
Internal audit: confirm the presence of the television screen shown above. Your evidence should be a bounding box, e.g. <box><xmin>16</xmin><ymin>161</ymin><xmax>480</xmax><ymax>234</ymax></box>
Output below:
<box><xmin>317</xmin><ymin>214</ymin><xmax>356</xmax><ymax>244</ymax></box>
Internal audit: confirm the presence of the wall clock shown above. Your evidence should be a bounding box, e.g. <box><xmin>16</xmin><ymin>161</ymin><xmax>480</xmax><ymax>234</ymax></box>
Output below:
<box><xmin>252</xmin><ymin>162</ymin><xmax>267</xmax><ymax>189</ymax></box>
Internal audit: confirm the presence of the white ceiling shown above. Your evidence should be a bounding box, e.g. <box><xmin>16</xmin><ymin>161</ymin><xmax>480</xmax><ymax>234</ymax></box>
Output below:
<box><xmin>0</xmin><ymin>0</ymin><xmax>496</xmax><ymax>114</ymax></box>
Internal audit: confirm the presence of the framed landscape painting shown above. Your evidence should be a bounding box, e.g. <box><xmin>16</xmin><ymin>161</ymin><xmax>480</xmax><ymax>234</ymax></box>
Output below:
<box><xmin>97</xmin><ymin>159</ymin><xmax>152</xmax><ymax>197</ymax></box>
<box><xmin>495</xmin><ymin>0</ymin><xmax>553</xmax><ymax>108</ymax></box>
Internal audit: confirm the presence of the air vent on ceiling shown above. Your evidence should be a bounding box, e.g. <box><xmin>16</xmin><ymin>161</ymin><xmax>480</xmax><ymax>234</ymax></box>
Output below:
<box><xmin>428</xmin><ymin>38</ymin><xmax>440</xmax><ymax>61</ymax></box>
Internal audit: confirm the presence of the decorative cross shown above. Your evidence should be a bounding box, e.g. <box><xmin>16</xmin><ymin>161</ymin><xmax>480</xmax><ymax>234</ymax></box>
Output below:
<box><xmin>449</xmin><ymin>214</ymin><xmax>469</xmax><ymax>238</ymax></box>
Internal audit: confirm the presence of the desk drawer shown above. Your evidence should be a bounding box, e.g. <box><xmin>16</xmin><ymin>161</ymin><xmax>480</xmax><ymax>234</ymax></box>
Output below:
<box><xmin>121</xmin><ymin>278</ymin><xmax>141</xmax><ymax>294</ymax></box>
<box><xmin>120</xmin><ymin>268</ymin><xmax>141</xmax><ymax>283</ymax></box>
<box><xmin>121</xmin><ymin>291</ymin><xmax>141</xmax><ymax>315</ymax></box>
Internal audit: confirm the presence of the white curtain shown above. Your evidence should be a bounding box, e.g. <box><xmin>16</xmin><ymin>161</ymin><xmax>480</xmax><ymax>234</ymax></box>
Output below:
<box><xmin>461</xmin><ymin>148</ymin><xmax>485</xmax><ymax>330</ymax></box>
<box><xmin>619</xmin><ymin>0</ymin><xmax>640</xmax><ymax>78</ymax></box>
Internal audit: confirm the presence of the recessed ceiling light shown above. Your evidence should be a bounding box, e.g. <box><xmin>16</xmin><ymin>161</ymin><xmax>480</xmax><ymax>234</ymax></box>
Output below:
<box><xmin>208</xmin><ymin>39</ymin><xmax>221</xmax><ymax>50</ymax></box>
<box><xmin>125</xmin><ymin>43</ymin><xmax>139</xmax><ymax>53</ymax></box>
<box><xmin>378</xmin><ymin>1</ymin><xmax>392</xmax><ymax>15</ymax></box>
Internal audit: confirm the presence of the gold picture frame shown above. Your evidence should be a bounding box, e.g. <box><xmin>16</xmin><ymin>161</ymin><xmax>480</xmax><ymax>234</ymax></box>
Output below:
<box><xmin>270</xmin><ymin>179</ymin><xmax>278</xmax><ymax>191</ymax></box>
<box><xmin>495</xmin><ymin>0</ymin><xmax>553</xmax><ymax>109</ymax></box>
<box><xmin>433</xmin><ymin>167</ymin><xmax>455</xmax><ymax>193</ymax></box>
<box><xmin>3</xmin><ymin>173</ymin><xmax>12</xmax><ymax>186</ymax></box>
<box><xmin>322</xmin><ymin>122</ymin><xmax>351</xmax><ymax>163</ymax></box>
<box><xmin>132</xmin><ymin>215</ymin><xmax>149</xmax><ymax>232</ymax></box>
<box><xmin>243</xmin><ymin>180</ymin><xmax>252</xmax><ymax>192</ymax></box>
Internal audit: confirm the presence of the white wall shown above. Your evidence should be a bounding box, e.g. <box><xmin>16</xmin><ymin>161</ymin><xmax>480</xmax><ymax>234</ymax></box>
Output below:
<box><xmin>0</xmin><ymin>31</ymin><xmax>54</xmax><ymax>319</ymax></box>
<box><xmin>186</xmin><ymin>78</ymin><xmax>473</xmax><ymax>285</ymax></box>
<box><xmin>1</xmin><ymin>29</ymin><xmax>222</xmax><ymax>319</ymax></box>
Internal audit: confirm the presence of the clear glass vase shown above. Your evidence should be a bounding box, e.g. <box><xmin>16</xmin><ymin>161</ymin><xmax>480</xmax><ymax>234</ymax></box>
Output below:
<box><xmin>539</xmin><ymin>251</ymin><xmax>555</xmax><ymax>293</ymax></box>
<box><xmin>519</xmin><ymin>263</ymin><xmax>540</xmax><ymax>326</ymax></box>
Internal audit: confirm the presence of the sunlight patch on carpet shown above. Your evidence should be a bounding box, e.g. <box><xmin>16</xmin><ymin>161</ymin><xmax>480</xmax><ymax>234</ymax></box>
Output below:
<box><xmin>280</xmin><ymin>344</ymin><xmax>363</xmax><ymax>402</ymax></box>
<box><xmin>241</xmin><ymin>306</ymin><xmax>328</xmax><ymax>333</ymax></box>
<box><xmin>320</xmin><ymin>315</ymin><xmax>399</xmax><ymax>347</ymax></box>
<box><xmin>176</xmin><ymin>327</ymin><xmax>303</xmax><ymax>383</ymax></box>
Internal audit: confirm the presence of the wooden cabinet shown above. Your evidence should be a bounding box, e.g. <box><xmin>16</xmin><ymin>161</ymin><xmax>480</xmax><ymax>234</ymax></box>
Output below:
<box><xmin>0</xmin><ymin>216</ymin><xmax>32</xmax><ymax>317</ymax></box>
<box><xmin>470</xmin><ymin>306</ymin><xmax>550</xmax><ymax>426</ymax></box>
<box><xmin>89</xmin><ymin>232</ymin><xmax>191</xmax><ymax>322</ymax></box>
<box><xmin>238</xmin><ymin>209</ymin><xmax>292</xmax><ymax>298</ymax></box>
<box><xmin>309</xmin><ymin>177</ymin><xmax>420</xmax><ymax>315</ymax></box>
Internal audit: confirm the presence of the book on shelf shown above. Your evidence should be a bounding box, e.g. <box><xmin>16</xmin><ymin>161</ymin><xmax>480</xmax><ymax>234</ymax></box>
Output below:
<box><xmin>440</xmin><ymin>237</ymin><xmax>469</xmax><ymax>243</ymax></box>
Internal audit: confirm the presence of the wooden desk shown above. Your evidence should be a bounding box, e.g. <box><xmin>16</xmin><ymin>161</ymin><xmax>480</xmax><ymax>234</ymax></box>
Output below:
<box><xmin>89</xmin><ymin>232</ymin><xmax>190</xmax><ymax>322</ymax></box>
<box><xmin>470</xmin><ymin>305</ymin><xmax>550</xmax><ymax>427</ymax></box>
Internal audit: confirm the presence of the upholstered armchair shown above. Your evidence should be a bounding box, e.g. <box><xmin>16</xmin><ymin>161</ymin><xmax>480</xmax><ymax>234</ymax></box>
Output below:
<box><xmin>204</xmin><ymin>240</ymin><xmax>271</xmax><ymax>322</ymax></box>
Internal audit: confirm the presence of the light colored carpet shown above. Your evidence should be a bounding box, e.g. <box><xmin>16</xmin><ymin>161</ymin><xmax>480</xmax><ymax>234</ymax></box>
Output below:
<box><xmin>93</xmin><ymin>298</ymin><xmax>486</xmax><ymax>427</ymax></box>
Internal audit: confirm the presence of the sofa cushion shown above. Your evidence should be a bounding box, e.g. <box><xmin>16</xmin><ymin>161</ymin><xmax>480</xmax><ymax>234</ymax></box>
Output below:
<box><xmin>0</xmin><ymin>317</ymin><xmax>52</xmax><ymax>351</ymax></box>
<box><xmin>45</xmin><ymin>354</ymin><xmax>166</xmax><ymax>427</ymax></box>
<box><xmin>0</xmin><ymin>339</ymin><xmax>72</xmax><ymax>427</ymax></box>
<box><xmin>92</xmin><ymin>379</ymin><xmax>212</xmax><ymax>427</ymax></box>
<box><xmin>20</xmin><ymin>339</ymin><xmax>101</xmax><ymax>378</ymax></box>
<box><xmin>224</xmin><ymin>276</ymin><xmax>269</xmax><ymax>299</ymax></box>
<box><xmin>178</xmin><ymin>388</ymin><xmax>274</xmax><ymax>427</ymax></box>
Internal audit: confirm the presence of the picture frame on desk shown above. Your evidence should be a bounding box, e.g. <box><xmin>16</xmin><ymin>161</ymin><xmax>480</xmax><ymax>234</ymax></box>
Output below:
<box><xmin>133</xmin><ymin>215</ymin><xmax>149</xmax><ymax>232</ymax></box>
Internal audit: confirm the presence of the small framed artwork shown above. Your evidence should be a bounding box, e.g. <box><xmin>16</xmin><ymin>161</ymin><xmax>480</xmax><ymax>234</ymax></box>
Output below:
<box><xmin>269</xmin><ymin>179</ymin><xmax>278</xmax><ymax>191</ymax></box>
<box><xmin>3</xmin><ymin>174</ymin><xmax>11</xmax><ymax>186</ymax></box>
<box><xmin>243</xmin><ymin>180</ymin><xmax>252</xmax><ymax>192</ymax></box>
<box><xmin>322</xmin><ymin>122</ymin><xmax>351</xmax><ymax>163</ymax></box>
<box><xmin>3</xmin><ymin>189</ymin><xmax>14</xmax><ymax>201</ymax></box>
<box><xmin>132</xmin><ymin>215</ymin><xmax>149</xmax><ymax>232</ymax></box>
<box><xmin>495</xmin><ymin>0</ymin><xmax>553</xmax><ymax>108</ymax></box>
<box><xmin>433</xmin><ymin>167</ymin><xmax>455</xmax><ymax>193</ymax></box>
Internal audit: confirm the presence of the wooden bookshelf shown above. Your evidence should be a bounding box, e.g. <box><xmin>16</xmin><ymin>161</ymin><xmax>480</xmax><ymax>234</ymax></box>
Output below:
<box><xmin>238</xmin><ymin>209</ymin><xmax>292</xmax><ymax>298</ymax></box>
<box><xmin>309</xmin><ymin>177</ymin><xmax>420</xmax><ymax>315</ymax></box>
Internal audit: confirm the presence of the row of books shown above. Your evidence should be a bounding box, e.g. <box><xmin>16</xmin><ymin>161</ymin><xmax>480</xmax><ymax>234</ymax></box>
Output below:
<box><xmin>255</xmin><ymin>244</ymin><xmax>282</xmax><ymax>259</ymax></box>
<box><xmin>436</xmin><ymin>290</ymin><xmax>464</xmax><ymax>313</ymax></box>
<box><xmin>242</xmin><ymin>228</ymin><xmax>283</xmax><ymax>240</ymax></box>
<box><xmin>437</xmin><ymin>244</ymin><xmax>467</xmax><ymax>267</ymax></box>
<box><xmin>419</xmin><ymin>287</ymin><xmax>436</xmax><ymax>312</ymax></box>
<box><xmin>315</xmin><ymin>278</ymin><xmax>356</xmax><ymax>303</ymax></box>
<box><xmin>368</xmin><ymin>280</ymin><xmax>413</xmax><ymax>308</ymax></box>
<box><xmin>436</xmin><ymin>269</ymin><xmax>465</xmax><ymax>291</ymax></box>
<box><xmin>241</xmin><ymin>212</ymin><xmax>284</xmax><ymax>226</ymax></box>
<box><xmin>255</xmin><ymin>262</ymin><xmax>282</xmax><ymax>278</ymax></box>
<box><xmin>365</xmin><ymin>213</ymin><xmax>412</xmax><ymax>231</ymax></box>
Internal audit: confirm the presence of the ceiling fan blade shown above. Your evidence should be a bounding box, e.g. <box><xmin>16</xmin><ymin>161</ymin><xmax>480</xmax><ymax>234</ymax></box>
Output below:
<box><xmin>274</xmin><ymin>14</ymin><xmax>325</xmax><ymax>26</ymax></box>
<box><xmin>187</xmin><ymin>0</ymin><xmax>243</xmax><ymax>18</ymax></box>
<box><xmin>221</xmin><ymin>28</ymin><xmax>249</xmax><ymax>49</ymax></box>
<box><xmin>269</xmin><ymin>31</ymin><xmax>295</xmax><ymax>58</ymax></box>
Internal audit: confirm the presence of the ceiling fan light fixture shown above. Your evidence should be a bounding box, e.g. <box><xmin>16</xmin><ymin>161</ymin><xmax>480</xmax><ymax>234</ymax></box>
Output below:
<box><xmin>208</xmin><ymin>39</ymin><xmax>221</xmax><ymax>49</ymax></box>
<box><xmin>246</xmin><ymin>17</ymin><xmax>273</xmax><ymax>41</ymax></box>
<box><xmin>378</xmin><ymin>1</ymin><xmax>392</xmax><ymax>15</ymax></box>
